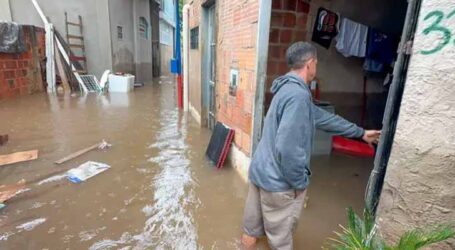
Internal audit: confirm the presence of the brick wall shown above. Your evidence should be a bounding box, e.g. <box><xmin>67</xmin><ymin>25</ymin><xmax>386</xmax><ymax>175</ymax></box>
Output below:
<box><xmin>0</xmin><ymin>26</ymin><xmax>45</xmax><ymax>101</ymax></box>
<box><xmin>216</xmin><ymin>0</ymin><xmax>259</xmax><ymax>155</ymax></box>
<box><xmin>266</xmin><ymin>0</ymin><xmax>310</xmax><ymax>92</ymax></box>
<box><xmin>187</xmin><ymin>0</ymin><xmax>259</xmax><ymax>155</ymax></box>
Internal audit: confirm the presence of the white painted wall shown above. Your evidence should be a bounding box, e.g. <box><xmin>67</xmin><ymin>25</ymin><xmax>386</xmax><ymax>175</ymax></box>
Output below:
<box><xmin>133</xmin><ymin>0</ymin><xmax>153</xmax><ymax>82</ymax></box>
<box><xmin>0</xmin><ymin>0</ymin><xmax>12</xmax><ymax>21</ymax></box>
<box><xmin>109</xmin><ymin>0</ymin><xmax>135</xmax><ymax>74</ymax></box>
<box><xmin>9</xmin><ymin>0</ymin><xmax>113</xmax><ymax>78</ymax></box>
<box><xmin>159</xmin><ymin>0</ymin><xmax>176</xmax><ymax>75</ymax></box>
<box><xmin>96</xmin><ymin>0</ymin><xmax>113</xmax><ymax>75</ymax></box>
<box><xmin>376</xmin><ymin>0</ymin><xmax>455</xmax><ymax>249</ymax></box>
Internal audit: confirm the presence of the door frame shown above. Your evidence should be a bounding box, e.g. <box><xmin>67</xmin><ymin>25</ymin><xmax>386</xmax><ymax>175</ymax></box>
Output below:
<box><xmin>251</xmin><ymin>0</ymin><xmax>272</xmax><ymax>153</ymax></box>
<box><xmin>201</xmin><ymin>1</ymin><xmax>216</xmax><ymax>129</ymax></box>
<box><xmin>251</xmin><ymin>0</ymin><xmax>422</xmax><ymax>214</ymax></box>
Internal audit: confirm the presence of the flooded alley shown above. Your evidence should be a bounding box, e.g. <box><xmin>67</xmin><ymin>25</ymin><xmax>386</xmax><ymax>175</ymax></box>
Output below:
<box><xmin>0</xmin><ymin>77</ymin><xmax>372</xmax><ymax>249</ymax></box>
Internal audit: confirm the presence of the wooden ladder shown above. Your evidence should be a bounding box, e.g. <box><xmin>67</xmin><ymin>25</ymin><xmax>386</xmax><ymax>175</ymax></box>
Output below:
<box><xmin>65</xmin><ymin>12</ymin><xmax>87</xmax><ymax>74</ymax></box>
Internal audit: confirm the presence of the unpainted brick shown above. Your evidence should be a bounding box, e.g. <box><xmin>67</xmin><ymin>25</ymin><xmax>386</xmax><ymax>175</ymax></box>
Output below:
<box><xmin>283</xmin><ymin>13</ymin><xmax>297</xmax><ymax>27</ymax></box>
<box><xmin>7</xmin><ymin>79</ymin><xmax>15</xmax><ymax>89</ymax></box>
<box><xmin>272</xmin><ymin>0</ymin><xmax>282</xmax><ymax>10</ymax></box>
<box><xmin>280</xmin><ymin>29</ymin><xmax>293</xmax><ymax>43</ymax></box>
<box><xmin>283</xmin><ymin>0</ymin><xmax>297</xmax><ymax>11</ymax></box>
<box><xmin>242</xmin><ymin>131</ymin><xmax>251</xmax><ymax>153</ymax></box>
<box><xmin>271</xmin><ymin>12</ymin><xmax>283</xmax><ymax>27</ymax></box>
<box><xmin>297</xmin><ymin>0</ymin><xmax>310</xmax><ymax>13</ymax></box>
<box><xmin>269</xmin><ymin>29</ymin><xmax>280</xmax><ymax>43</ymax></box>
<box><xmin>296</xmin><ymin>14</ymin><xmax>308</xmax><ymax>27</ymax></box>
<box><xmin>5</xmin><ymin>61</ymin><xmax>17</xmax><ymax>69</ymax></box>
<box><xmin>4</xmin><ymin>70</ymin><xmax>15</xmax><ymax>79</ymax></box>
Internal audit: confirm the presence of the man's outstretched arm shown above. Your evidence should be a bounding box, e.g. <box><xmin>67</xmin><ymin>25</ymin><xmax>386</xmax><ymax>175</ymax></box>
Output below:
<box><xmin>312</xmin><ymin>104</ymin><xmax>380</xmax><ymax>145</ymax></box>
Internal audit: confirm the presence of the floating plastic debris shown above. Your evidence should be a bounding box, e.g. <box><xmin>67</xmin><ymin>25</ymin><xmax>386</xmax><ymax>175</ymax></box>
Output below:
<box><xmin>67</xmin><ymin>161</ymin><xmax>111</xmax><ymax>183</ymax></box>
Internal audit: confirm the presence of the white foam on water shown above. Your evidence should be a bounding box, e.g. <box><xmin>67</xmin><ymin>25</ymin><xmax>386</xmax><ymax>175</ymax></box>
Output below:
<box><xmin>0</xmin><ymin>232</ymin><xmax>14</xmax><ymax>241</ymax></box>
<box><xmin>91</xmin><ymin>109</ymin><xmax>199</xmax><ymax>249</ymax></box>
<box><xmin>79</xmin><ymin>227</ymin><xmax>107</xmax><ymax>242</ymax></box>
<box><xmin>16</xmin><ymin>218</ymin><xmax>46</xmax><ymax>231</ymax></box>
<box><xmin>141</xmin><ymin>205</ymin><xmax>153</xmax><ymax>217</ymax></box>
<box><xmin>89</xmin><ymin>232</ymin><xmax>132</xmax><ymax>250</ymax></box>
<box><xmin>62</xmin><ymin>234</ymin><xmax>74</xmax><ymax>243</ymax></box>
<box><xmin>15</xmin><ymin>188</ymin><xmax>31</xmax><ymax>195</ymax></box>
<box><xmin>30</xmin><ymin>202</ymin><xmax>46</xmax><ymax>209</ymax></box>
<box><xmin>37</xmin><ymin>174</ymin><xmax>67</xmax><ymax>186</ymax></box>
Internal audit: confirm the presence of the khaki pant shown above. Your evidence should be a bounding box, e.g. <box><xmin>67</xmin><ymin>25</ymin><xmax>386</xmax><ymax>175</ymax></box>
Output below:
<box><xmin>243</xmin><ymin>183</ymin><xmax>306</xmax><ymax>250</ymax></box>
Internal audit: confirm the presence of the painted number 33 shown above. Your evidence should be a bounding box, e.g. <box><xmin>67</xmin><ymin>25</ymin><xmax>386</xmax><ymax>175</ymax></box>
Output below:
<box><xmin>421</xmin><ymin>10</ymin><xmax>455</xmax><ymax>55</ymax></box>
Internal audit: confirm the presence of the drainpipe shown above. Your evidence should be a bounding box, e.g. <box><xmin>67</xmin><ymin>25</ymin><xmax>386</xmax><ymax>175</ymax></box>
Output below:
<box><xmin>174</xmin><ymin>0</ymin><xmax>183</xmax><ymax>109</ymax></box>
<box><xmin>182</xmin><ymin>4</ymin><xmax>190</xmax><ymax>112</ymax></box>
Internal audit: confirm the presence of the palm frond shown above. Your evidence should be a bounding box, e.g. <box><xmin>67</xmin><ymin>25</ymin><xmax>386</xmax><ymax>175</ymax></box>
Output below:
<box><xmin>325</xmin><ymin>207</ymin><xmax>454</xmax><ymax>250</ymax></box>
<box><xmin>395</xmin><ymin>224</ymin><xmax>455</xmax><ymax>250</ymax></box>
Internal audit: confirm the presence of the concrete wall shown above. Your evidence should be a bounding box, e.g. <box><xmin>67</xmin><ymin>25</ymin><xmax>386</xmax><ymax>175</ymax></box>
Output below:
<box><xmin>0</xmin><ymin>0</ymin><xmax>12</xmax><ymax>21</ymax></box>
<box><xmin>376</xmin><ymin>0</ymin><xmax>455</xmax><ymax>249</ymax></box>
<box><xmin>95</xmin><ymin>0</ymin><xmax>114</xmax><ymax>77</ymax></box>
<box><xmin>133</xmin><ymin>0</ymin><xmax>153</xmax><ymax>83</ymax></box>
<box><xmin>161</xmin><ymin>0</ymin><xmax>176</xmax><ymax>25</ymax></box>
<box><xmin>109</xmin><ymin>0</ymin><xmax>135</xmax><ymax>74</ymax></box>
<box><xmin>159</xmin><ymin>0</ymin><xmax>175</xmax><ymax>76</ymax></box>
<box><xmin>160</xmin><ymin>44</ymin><xmax>173</xmax><ymax>75</ymax></box>
<box><xmin>9</xmin><ymin>0</ymin><xmax>113</xmax><ymax>78</ymax></box>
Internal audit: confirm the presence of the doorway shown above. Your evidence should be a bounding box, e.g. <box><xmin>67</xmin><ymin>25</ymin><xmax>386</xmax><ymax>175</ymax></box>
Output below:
<box><xmin>150</xmin><ymin>0</ymin><xmax>161</xmax><ymax>77</ymax></box>
<box><xmin>253</xmin><ymin>0</ymin><xmax>420</xmax><ymax>247</ymax></box>
<box><xmin>202</xmin><ymin>3</ymin><xmax>216</xmax><ymax>129</ymax></box>
<box><xmin>365</xmin><ymin>0</ymin><xmax>422</xmax><ymax>213</ymax></box>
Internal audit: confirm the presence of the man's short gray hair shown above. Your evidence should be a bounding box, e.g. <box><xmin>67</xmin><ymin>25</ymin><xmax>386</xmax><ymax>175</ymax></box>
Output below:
<box><xmin>286</xmin><ymin>42</ymin><xmax>317</xmax><ymax>70</ymax></box>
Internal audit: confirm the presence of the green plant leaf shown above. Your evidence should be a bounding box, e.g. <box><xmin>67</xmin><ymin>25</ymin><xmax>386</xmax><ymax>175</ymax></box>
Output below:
<box><xmin>395</xmin><ymin>224</ymin><xmax>455</xmax><ymax>250</ymax></box>
<box><xmin>324</xmin><ymin>207</ymin><xmax>454</xmax><ymax>250</ymax></box>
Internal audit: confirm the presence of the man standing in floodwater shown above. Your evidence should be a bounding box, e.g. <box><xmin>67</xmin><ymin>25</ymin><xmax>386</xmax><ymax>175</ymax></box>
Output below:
<box><xmin>241</xmin><ymin>42</ymin><xmax>381</xmax><ymax>250</ymax></box>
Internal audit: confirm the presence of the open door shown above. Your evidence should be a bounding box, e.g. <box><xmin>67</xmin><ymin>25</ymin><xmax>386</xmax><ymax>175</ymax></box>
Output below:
<box><xmin>365</xmin><ymin>0</ymin><xmax>422</xmax><ymax>214</ymax></box>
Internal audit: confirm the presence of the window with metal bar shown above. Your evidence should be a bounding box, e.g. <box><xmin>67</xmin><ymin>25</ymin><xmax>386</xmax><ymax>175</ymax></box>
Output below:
<box><xmin>190</xmin><ymin>27</ymin><xmax>199</xmax><ymax>49</ymax></box>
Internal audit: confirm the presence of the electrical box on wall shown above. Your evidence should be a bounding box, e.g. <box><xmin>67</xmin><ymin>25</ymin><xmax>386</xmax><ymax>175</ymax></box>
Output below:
<box><xmin>229</xmin><ymin>68</ymin><xmax>239</xmax><ymax>96</ymax></box>
<box><xmin>170</xmin><ymin>59</ymin><xmax>180</xmax><ymax>73</ymax></box>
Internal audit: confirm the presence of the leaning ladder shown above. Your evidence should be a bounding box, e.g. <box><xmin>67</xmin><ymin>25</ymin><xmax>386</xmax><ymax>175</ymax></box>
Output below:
<box><xmin>65</xmin><ymin>12</ymin><xmax>87</xmax><ymax>75</ymax></box>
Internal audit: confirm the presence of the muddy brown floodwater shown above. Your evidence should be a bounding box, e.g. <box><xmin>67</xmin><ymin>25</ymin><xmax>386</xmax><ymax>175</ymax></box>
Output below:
<box><xmin>0</xmin><ymin>76</ymin><xmax>372</xmax><ymax>249</ymax></box>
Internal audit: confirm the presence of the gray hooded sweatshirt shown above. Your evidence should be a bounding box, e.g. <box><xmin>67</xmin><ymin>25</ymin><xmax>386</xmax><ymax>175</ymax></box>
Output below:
<box><xmin>249</xmin><ymin>72</ymin><xmax>364</xmax><ymax>192</ymax></box>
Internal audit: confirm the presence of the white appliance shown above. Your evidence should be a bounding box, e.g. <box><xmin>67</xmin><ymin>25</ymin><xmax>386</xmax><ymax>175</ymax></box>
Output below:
<box><xmin>108</xmin><ymin>74</ymin><xmax>135</xmax><ymax>93</ymax></box>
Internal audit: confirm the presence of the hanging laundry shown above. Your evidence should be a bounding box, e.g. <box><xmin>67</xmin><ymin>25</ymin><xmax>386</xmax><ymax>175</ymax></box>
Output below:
<box><xmin>366</xmin><ymin>28</ymin><xmax>398</xmax><ymax>65</ymax></box>
<box><xmin>311</xmin><ymin>7</ymin><xmax>339</xmax><ymax>49</ymax></box>
<box><xmin>335</xmin><ymin>18</ymin><xmax>368</xmax><ymax>57</ymax></box>
<box><xmin>363</xmin><ymin>59</ymin><xmax>384</xmax><ymax>73</ymax></box>
<box><xmin>364</xmin><ymin>29</ymin><xmax>399</xmax><ymax>73</ymax></box>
